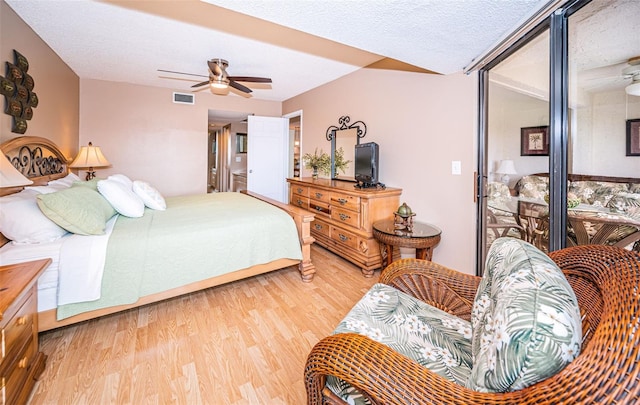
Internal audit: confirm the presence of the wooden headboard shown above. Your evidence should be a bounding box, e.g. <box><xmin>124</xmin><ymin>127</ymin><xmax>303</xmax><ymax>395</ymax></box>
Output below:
<box><xmin>0</xmin><ymin>136</ymin><xmax>70</xmax><ymax>197</ymax></box>
<box><xmin>528</xmin><ymin>172</ymin><xmax>640</xmax><ymax>184</ymax></box>
<box><xmin>1</xmin><ymin>136</ymin><xmax>70</xmax><ymax>246</ymax></box>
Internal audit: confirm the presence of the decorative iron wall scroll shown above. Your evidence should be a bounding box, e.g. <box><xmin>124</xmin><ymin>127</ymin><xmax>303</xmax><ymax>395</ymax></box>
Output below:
<box><xmin>1</xmin><ymin>50</ymin><xmax>38</xmax><ymax>134</ymax></box>
<box><xmin>325</xmin><ymin>116</ymin><xmax>367</xmax><ymax>141</ymax></box>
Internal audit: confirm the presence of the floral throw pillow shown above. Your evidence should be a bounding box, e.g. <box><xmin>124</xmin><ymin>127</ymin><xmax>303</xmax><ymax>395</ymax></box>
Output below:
<box><xmin>516</xmin><ymin>175</ymin><xmax>548</xmax><ymax>200</ymax></box>
<box><xmin>327</xmin><ymin>283</ymin><xmax>473</xmax><ymax>404</ymax></box>
<box><xmin>467</xmin><ymin>237</ymin><xmax>582</xmax><ymax>392</ymax></box>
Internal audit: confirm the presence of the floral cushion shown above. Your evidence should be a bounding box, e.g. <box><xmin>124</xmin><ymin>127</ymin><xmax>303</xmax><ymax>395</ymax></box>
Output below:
<box><xmin>516</xmin><ymin>175</ymin><xmax>548</xmax><ymax>200</ymax></box>
<box><xmin>607</xmin><ymin>192</ymin><xmax>640</xmax><ymax>219</ymax></box>
<box><xmin>629</xmin><ymin>183</ymin><xmax>640</xmax><ymax>194</ymax></box>
<box><xmin>327</xmin><ymin>283</ymin><xmax>473</xmax><ymax>404</ymax></box>
<box><xmin>569</xmin><ymin>181</ymin><xmax>629</xmax><ymax>207</ymax></box>
<box><xmin>467</xmin><ymin>238</ymin><xmax>582</xmax><ymax>392</ymax></box>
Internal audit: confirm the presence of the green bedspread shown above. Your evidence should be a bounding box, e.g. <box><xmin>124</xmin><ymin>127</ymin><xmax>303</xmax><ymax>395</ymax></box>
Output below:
<box><xmin>57</xmin><ymin>192</ymin><xmax>302</xmax><ymax>319</ymax></box>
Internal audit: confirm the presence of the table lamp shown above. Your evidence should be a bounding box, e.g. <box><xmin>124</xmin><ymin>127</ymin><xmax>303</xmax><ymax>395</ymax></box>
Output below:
<box><xmin>70</xmin><ymin>142</ymin><xmax>111</xmax><ymax>180</ymax></box>
<box><xmin>496</xmin><ymin>159</ymin><xmax>517</xmax><ymax>185</ymax></box>
<box><xmin>0</xmin><ymin>154</ymin><xmax>33</xmax><ymax>188</ymax></box>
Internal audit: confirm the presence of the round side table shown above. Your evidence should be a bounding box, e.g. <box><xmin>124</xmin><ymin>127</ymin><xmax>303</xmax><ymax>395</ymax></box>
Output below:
<box><xmin>372</xmin><ymin>219</ymin><xmax>442</xmax><ymax>268</ymax></box>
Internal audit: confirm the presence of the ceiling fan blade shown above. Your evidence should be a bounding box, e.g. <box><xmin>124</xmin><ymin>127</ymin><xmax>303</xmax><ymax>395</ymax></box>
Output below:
<box><xmin>229</xmin><ymin>80</ymin><xmax>252</xmax><ymax>93</ymax></box>
<box><xmin>158</xmin><ymin>69</ymin><xmax>208</xmax><ymax>78</ymax></box>
<box><xmin>191</xmin><ymin>80</ymin><xmax>210</xmax><ymax>88</ymax></box>
<box><xmin>228</xmin><ymin>76</ymin><xmax>272</xmax><ymax>83</ymax></box>
<box><xmin>207</xmin><ymin>60</ymin><xmax>224</xmax><ymax>76</ymax></box>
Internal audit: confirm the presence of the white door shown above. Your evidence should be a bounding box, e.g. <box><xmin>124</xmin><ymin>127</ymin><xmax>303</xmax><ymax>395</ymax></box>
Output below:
<box><xmin>247</xmin><ymin>115</ymin><xmax>290</xmax><ymax>203</ymax></box>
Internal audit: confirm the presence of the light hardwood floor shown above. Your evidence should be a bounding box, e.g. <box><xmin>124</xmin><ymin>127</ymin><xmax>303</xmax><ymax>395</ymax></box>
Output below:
<box><xmin>28</xmin><ymin>245</ymin><xmax>378</xmax><ymax>404</ymax></box>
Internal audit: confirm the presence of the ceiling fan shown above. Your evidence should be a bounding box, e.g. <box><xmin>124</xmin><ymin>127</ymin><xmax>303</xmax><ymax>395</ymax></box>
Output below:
<box><xmin>184</xmin><ymin>58</ymin><xmax>272</xmax><ymax>94</ymax></box>
<box><xmin>622</xmin><ymin>56</ymin><xmax>640</xmax><ymax>96</ymax></box>
<box><xmin>579</xmin><ymin>56</ymin><xmax>640</xmax><ymax>95</ymax></box>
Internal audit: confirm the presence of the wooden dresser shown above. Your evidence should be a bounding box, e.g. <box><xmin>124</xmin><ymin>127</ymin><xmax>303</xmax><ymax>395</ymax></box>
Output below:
<box><xmin>0</xmin><ymin>259</ymin><xmax>50</xmax><ymax>405</ymax></box>
<box><xmin>288</xmin><ymin>178</ymin><xmax>401</xmax><ymax>276</ymax></box>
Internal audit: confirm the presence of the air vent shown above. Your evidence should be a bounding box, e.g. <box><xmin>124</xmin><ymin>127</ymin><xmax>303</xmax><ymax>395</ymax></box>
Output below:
<box><xmin>173</xmin><ymin>92</ymin><xmax>194</xmax><ymax>105</ymax></box>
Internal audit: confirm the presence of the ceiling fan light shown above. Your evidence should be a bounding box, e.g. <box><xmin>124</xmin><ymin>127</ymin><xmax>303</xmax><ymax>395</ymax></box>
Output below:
<box><xmin>210</xmin><ymin>78</ymin><xmax>229</xmax><ymax>89</ymax></box>
<box><xmin>626</xmin><ymin>81</ymin><xmax>640</xmax><ymax>96</ymax></box>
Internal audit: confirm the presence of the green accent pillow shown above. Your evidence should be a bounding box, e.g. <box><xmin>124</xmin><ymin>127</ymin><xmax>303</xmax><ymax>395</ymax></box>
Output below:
<box><xmin>36</xmin><ymin>186</ymin><xmax>117</xmax><ymax>235</ymax></box>
<box><xmin>467</xmin><ymin>238</ymin><xmax>582</xmax><ymax>392</ymax></box>
<box><xmin>72</xmin><ymin>178</ymin><xmax>101</xmax><ymax>190</ymax></box>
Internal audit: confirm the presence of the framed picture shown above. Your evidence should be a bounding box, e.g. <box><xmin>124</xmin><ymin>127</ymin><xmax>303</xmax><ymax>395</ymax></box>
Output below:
<box><xmin>626</xmin><ymin>119</ymin><xmax>640</xmax><ymax>156</ymax></box>
<box><xmin>521</xmin><ymin>126</ymin><xmax>549</xmax><ymax>156</ymax></box>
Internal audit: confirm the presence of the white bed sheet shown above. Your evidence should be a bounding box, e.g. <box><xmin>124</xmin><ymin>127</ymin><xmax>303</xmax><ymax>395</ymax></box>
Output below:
<box><xmin>0</xmin><ymin>216</ymin><xmax>116</xmax><ymax>312</ymax></box>
<box><xmin>0</xmin><ymin>237</ymin><xmax>64</xmax><ymax>312</ymax></box>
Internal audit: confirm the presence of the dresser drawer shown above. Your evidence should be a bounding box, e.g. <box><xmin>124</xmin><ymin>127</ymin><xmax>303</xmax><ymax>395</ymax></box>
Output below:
<box><xmin>290</xmin><ymin>195</ymin><xmax>309</xmax><ymax>210</ymax></box>
<box><xmin>291</xmin><ymin>184</ymin><xmax>309</xmax><ymax>197</ymax></box>
<box><xmin>309</xmin><ymin>187</ymin><xmax>331</xmax><ymax>203</ymax></box>
<box><xmin>330</xmin><ymin>226</ymin><xmax>359</xmax><ymax>250</ymax></box>
<box><xmin>2</xmin><ymin>336</ymin><xmax>35</xmax><ymax>405</ymax></box>
<box><xmin>331</xmin><ymin>193</ymin><xmax>360</xmax><ymax>212</ymax></box>
<box><xmin>309</xmin><ymin>200</ymin><xmax>330</xmax><ymax>216</ymax></box>
<box><xmin>2</xmin><ymin>289</ymin><xmax>35</xmax><ymax>363</ymax></box>
<box><xmin>311</xmin><ymin>218</ymin><xmax>330</xmax><ymax>238</ymax></box>
<box><xmin>331</xmin><ymin>207</ymin><xmax>360</xmax><ymax>229</ymax></box>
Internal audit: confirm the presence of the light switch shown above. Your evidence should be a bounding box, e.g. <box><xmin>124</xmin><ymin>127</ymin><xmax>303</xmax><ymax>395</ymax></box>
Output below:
<box><xmin>451</xmin><ymin>161</ymin><xmax>461</xmax><ymax>175</ymax></box>
<box><xmin>235</xmin><ymin>156</ymin><xmax>242</xmax><ymax>162</ymax></box>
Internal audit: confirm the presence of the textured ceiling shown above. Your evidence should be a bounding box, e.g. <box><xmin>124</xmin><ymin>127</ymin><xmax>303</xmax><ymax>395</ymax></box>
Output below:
<box><xmin>6</xmin><ymin>0</ymin><xmax>547</xmax><ymax>102</ymax></box>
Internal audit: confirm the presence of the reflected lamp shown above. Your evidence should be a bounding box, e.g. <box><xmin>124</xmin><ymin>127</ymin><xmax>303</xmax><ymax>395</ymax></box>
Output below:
<box><xmin>70</xmin><ymin>142</ymin><xmax>111</xmax><ymax>180</ymax></box>
<box><xmin>496</xmin><ymin>159</ymin><xmax>517</xmax><ymax>185</ymax></box>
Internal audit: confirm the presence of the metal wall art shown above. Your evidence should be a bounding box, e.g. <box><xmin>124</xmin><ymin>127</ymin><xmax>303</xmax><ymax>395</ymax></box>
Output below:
<box><xmin>325</xmin><ymin>115</ymin><xmax>367</xmax><ymax>141</ymax></box>
<box><xmin>1</xmin><ymin>50</ymin><xmax>38</xmax><ymax>134</ymax></box>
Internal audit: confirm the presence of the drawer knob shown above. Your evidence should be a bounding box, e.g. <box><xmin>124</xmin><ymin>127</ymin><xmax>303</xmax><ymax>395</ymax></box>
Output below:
<box><xmin>18</xmin><ymin>356</ymin><xmax>28</xmax><ymax>369</ymax></box>
<box><xmin>315</xmin><ymin>192</ymin><xmax>323</xmax><ymax>198</ymax></box>
<box><xmin>296</xmin><ymin>199</ymin><xmax>303</xmax><ymax>206</ymax></box>
<box><xmin>296</xmin><ymin>187</ymin><xmax>303</xmax><ymax>193</ymax></box>
<box><xmin>339</xmin><ymin>234</ymin><xmax>348</xmax><ymax>242</ymax></box>
<box><xmin>314</xmin><ymin>206</ymin><xmax>323</xmax><ymax>212</ymax></box>
<box><xmin>337</xmin><ymin>198</ymin><xmax>348</xmax><ymax>205</ymax></box>
<box><xmin>339</xmin><ymin>213</ymin><xmax>350</xmax><ymax>221</ymax></box>
<box><xmin>314</xmin><ymin>224</ymin><xmax>323</xmax><ymax>230</ymax></box>
<box><xmin>16</xmin><ymin>316</ymin><xmax>27</xmax><ymax>326</ymax></box>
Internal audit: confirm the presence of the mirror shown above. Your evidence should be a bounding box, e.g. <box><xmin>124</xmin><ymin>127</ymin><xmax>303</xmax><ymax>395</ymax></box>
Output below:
<box><xmin>331</xmin><ymin>128</ymin><xmax>358</xmax><ymax>181</ymax></box>
<box><xmin>326</xmin><ymin>116</ymin><xmax>367</xmax><ymax>181</ymax></box>
<box><xmin>236</xmin><ymin>133</ymin><xmax>247</xmax><ymax>153</ymax></box>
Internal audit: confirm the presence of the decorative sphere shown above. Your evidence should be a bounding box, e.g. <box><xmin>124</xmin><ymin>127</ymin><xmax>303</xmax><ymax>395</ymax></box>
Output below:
<box><xmin>396</xmin><ymin>202</ymin><xmax>413</xmax><ymax>217</ymax></box>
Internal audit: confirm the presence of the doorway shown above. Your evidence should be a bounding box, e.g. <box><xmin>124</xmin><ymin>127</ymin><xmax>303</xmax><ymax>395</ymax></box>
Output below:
<box><xmin>208</xmin><ymin>109</ymin><xmax>303</xmax><ymax>194</ymax></box>
<box><xmin>208</xmin><ymin>110</ymin><xmax>249</xmax><ymax>192</ymax></box>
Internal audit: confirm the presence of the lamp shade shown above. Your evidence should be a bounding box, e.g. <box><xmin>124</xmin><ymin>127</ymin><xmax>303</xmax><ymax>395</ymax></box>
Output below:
<box><xmin>0</xmin><ymin>155</ymin><xmax>33</xmax><ymax>187</ymax></box>
<box><xmin>69</xmin><ymin>142</ymin><xmax>111</xmax><ymax>169</ymax></box>
<box><xmin>496</xmin><ymin>159</ymin><xmax>517</xmax><ymax>175</ymax></box>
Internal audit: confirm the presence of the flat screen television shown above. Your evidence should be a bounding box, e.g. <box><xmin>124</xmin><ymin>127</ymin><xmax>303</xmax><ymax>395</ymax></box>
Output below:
<box><xmin>354</xmin><ymin>142</ymin><xmax>379</xmax><ymax>186</ymax></box>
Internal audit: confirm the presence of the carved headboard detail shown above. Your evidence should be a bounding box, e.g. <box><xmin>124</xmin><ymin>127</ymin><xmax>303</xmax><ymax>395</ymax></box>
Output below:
<box><xmin>0</xmin><ymin>136</ymin><xmax>70</xmax><ymax>197</ymax></box>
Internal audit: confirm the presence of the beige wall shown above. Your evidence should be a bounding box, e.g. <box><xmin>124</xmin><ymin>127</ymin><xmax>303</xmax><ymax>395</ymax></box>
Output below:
<box><xmin>0</xmin><ymin>0</ymin><xmax>79</xmax><ymax>156</ymax></box>
<box><xmin>284</xmin><ymin>68</ymin><xmax>478</xmax><ymax>274</ymax></box>
<box><xmin>79</xmin><ymin>79</ymin><xmax>281</xmax><ymax>196</ymax></box>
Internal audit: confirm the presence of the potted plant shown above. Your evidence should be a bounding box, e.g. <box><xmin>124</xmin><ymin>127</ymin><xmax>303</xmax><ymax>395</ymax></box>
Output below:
<box><xmin>303</xmin><ymin>148</ymin><xmax>330</xmax><ymax>179</ymax></box>
<box><xmin>333</xmin><ymin>146</ymin><xmax>351</xmax><ymax>177</ymax></box>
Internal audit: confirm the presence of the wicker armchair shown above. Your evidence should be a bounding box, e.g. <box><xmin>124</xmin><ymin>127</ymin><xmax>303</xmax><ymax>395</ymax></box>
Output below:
<box><xmin>305</xmin><ymin>245</ymin><xmax>640</xmax><ymax>404</ymax></box>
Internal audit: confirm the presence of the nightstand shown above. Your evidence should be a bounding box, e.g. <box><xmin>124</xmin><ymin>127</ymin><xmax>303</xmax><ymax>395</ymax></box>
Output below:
<box><xmin>0</xmin><ymin>258</ymin><xmax>50</xmax><ymax>405</ymax></box>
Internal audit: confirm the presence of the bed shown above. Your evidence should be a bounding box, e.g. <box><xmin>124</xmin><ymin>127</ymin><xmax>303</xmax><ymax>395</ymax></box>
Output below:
<box><xmin>0</xmin><ymin>136</ymin><xmax>315</xmax><ymax>331</ymax></box>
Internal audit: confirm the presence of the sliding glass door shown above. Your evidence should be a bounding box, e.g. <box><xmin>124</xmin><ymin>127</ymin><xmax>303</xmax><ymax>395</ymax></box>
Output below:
<box><xmin>478</xmin><ymin>0</ymin><xmax>640</xmax><ymax>274</ymax></box>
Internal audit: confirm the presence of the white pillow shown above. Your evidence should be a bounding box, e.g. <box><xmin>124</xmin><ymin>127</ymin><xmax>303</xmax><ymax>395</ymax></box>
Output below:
<box><xmin>132</xmin><ymin>180</ymin><xmax>166</xmax><ymax>210</ymax></box>
<box><xmin>25</xmin><ymin>185</ymin><xmax>64</xmax><ymax>194</ymax></box>
<box><xmin>0</xmin><ymin>189</ymin><xmax>68</xmax><ymax>244</ymax></box>
<box><xmin>108</xmin><ymin>174</ymin><xmax>134</xmax><ymax>190</ymax></box>
<box><xmin>47</xmin><ymin>172</ymin><xmax>81</xmax><ymax>189</ymax></box>
<box><xmin>97</xmin><ymin>179</ymin><xmax>145</xmax><ymax>217</ymax></box>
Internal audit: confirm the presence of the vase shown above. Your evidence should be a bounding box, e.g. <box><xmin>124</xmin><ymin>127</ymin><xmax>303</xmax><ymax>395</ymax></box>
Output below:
<box><xmin>312</xmin><ymin>166</ymin><xmax>318</xmax><ymax>179</ymax></box>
